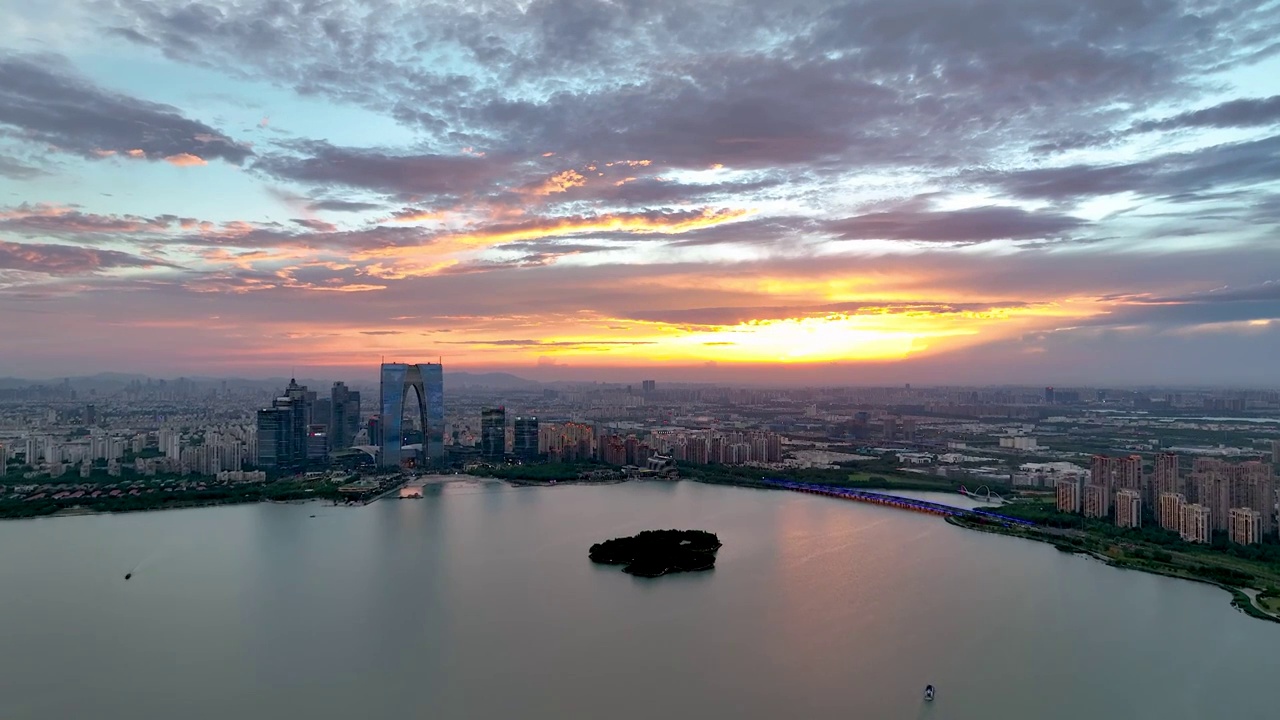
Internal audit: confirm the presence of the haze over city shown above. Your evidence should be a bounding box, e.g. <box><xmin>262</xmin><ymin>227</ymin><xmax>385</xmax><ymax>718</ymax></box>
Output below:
<box><xmin>2</xmin><ymin>0</ymin><xmax>1278</xmax><ymax>383</ymax></box>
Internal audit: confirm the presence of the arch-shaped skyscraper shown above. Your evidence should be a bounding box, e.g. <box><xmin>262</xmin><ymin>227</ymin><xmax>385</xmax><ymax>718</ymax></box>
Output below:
<box><xmin>379</xmin><ymin>362</ymin><xmax>444</xmax><ymax>467</ymax></box>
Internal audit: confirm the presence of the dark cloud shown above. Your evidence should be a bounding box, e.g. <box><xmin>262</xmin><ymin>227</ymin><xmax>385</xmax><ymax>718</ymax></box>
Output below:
<box><xmin>1132</xmin><ymin>95</ymin><xmax>1280</xmax><ymax>133</ymax></box>
<box><xmin>1132</xmin><ymin>280</ymin><xmax>1280</xmax><ymax>305</ymax></box>
<box><xmin>826</xmin><ymin>206</ymin><xmax>1086</xmax><ymax>243</ymax></box>
<box><xmin>0</xmin><ymin>204</ymin><xmax>179</xmax><ymax>238</ymax></box>
<box><xmin>0</xmin><ymin>53</ymin><xmax>250</xmax><ymax>164</ymax></box>
<box><xmin>0</xmin><ymin>240</ymin><xmax>176</xmax><ymax>274</ymax></box>
<box><xmin>0</xmin><ymin>155</ymin><xmax>47</xmax><ymax>180</ymax></box>
<box><xmin>103</xmin><ymin>0</ymin><xmax>1280</xmax><ymax>173</ymax></box>
<box><xmin>255</xmin><ymin>141</ymin><xmax>510</xmax><ymax>197</ymax></box>
<box><xmin>307</xmin><ymin>199</ymin><xmax>384</xmax><ymax>213</ymax></box>
<box><xmin>987</xmin><ymin>134</ymin><xmax>1280</xmax><ymax>202</ymax></box>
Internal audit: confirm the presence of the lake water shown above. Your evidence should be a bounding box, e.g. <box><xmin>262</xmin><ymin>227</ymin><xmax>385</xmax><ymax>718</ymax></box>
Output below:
<box><xmin>1</xmin><ymin>478</ymin><xmax>1275</xmax><ymax>720</ymax></box>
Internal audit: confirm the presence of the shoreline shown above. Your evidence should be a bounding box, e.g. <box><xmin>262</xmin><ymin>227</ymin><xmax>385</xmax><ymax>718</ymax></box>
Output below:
<box><xmin>945</xmin><ymin>515</ymin><xmax>1280</xmax><ymax>624</ymax></box>
<box><xmin>12</xmin><ymin>474</ymin><xmax>1279</xmax><ymax>623</ymax></box>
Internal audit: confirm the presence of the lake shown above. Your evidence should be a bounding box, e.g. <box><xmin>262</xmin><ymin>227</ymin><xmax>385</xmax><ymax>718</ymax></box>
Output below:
<box><xmin>0</xmin><ymin>478</ymin><xmax>1274</xmax><ymax>719</ymax></box>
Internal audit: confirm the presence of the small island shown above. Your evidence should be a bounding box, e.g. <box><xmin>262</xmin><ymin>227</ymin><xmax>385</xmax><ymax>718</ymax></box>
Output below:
<box><xmin>589</xmin><ymin>529</ymin><xmax>722</xmax><ymax>577</ymax></box>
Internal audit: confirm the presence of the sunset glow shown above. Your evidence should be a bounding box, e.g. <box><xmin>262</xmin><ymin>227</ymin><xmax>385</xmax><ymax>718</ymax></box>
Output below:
<box><xmin>0</xmin><ymin>1</ymin><xmax>1277</xmax><ymax>383</ymax></box>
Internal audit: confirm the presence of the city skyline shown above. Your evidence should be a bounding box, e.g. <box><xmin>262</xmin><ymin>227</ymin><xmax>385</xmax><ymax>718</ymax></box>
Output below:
<box><xmin>3</xmin><ymin>1</ymin><xmax>1280</xmax><ymax>382</ymax></box>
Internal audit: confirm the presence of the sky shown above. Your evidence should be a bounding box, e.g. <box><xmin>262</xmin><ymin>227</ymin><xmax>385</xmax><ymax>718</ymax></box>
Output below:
<box><xmin>2</xmin><ymin>0</ymin><xmax>1280</xmax><ymax>385</ymax></box>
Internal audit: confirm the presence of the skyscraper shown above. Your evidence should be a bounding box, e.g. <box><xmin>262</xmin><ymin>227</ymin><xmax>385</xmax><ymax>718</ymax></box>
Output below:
<box><xmin>331</xmin><ymin>382</ymin><xmax>361</xmax><ymax>451</ymax></box>
<box><xmin>480</xmin><ymin>407</ymin><xmax>506</xmax><ymax>460</ymax></box>
<box><xmin>256</xmin><ymin>402</ymin><xmax>292</xmax><ymax>470</ymax></box>
<box><xmin>379</xmin><ymin>362</ymin><xmax>444</xmax><ymax>468</ymax></box>
<box><xmin>283</xmin><ymin>379</ymin><xmax>311</xmax><ymax>465</ymax></box>
<box><xmin>642</xmin><ymin>380</ymin><xmax>656</xmax><ymax>393</ymax></box>
<box><xmin>514</xmin><ymin>416</ymin><xmax>539</xmax><ymax>460</ymax></box>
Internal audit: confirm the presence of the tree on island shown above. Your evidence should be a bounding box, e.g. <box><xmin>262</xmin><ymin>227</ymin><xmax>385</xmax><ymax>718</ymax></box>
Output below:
<box><xmin>589</xmin><ymin>529</ymin><xmax>722</xmax><ymax>578</ymax></box>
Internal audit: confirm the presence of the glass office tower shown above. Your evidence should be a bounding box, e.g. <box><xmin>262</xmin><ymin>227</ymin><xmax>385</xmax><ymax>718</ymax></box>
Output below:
<box><xmin>379</xmin><ymin>362</ymin><xmax>444</xmax><ymax>467</ymax></box>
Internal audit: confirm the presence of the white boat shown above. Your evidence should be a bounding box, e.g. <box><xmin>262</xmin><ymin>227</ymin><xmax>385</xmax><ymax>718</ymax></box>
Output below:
<box><xmin>924</xmin><ymin>685</ymin><xmax>935</xmax><ymax>701</ymax></box>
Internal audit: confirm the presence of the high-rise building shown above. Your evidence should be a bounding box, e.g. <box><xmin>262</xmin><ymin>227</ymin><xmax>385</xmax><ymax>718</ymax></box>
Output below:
<box><xmin>642</xmin><ymin>380</ymin><xmax>656</xmax><ymax>393</ymax></box>
<box><xmin>480</xmin><ymin>407</ymin><xmax>506</xmax><ymax>460</ymax></box>
<box><xmin>1179</xmin><ymin>504</ymin><xmax>1212</xmax><ymax>544</ymax></box>
<box><xmin>1233</xmin><ymin>461</ymin><xmax>1274</xmax><ymax>536</ymax></box>
<box><xmin>1158</xmin><ymin>492</ymin><xmax>1185</xmax><ymax>532</ymax></box>
<box><xmin>1229</xmin><ymin>507</ymin><xmax>1262</xmax><ymax>545</ymax></box>
<box><xmin>367</xmin><ymin>416</ymin><xmax>382</xmax><ymax>448</ymax></box>
<box><xmin>379</xmin><ymin>362</ymin><xmax>444</xmax><ymax>467</ymax></box>
<box><xmin>1089</xmin><ymin>454</ymin><xmax>1142</xmax><ymax>513</ymax></box>
<box><xmin>514</xmin><ymin>416</ymin><xmax>539</xmax><ymax>460</ymax></box>
<box><xmin>1115</xmin><ymin>489</ymin><xmax>1142</xmax><ymax>529</ymax></box>
<box><xmin>256</xmin><ymin>404</ymin><xmax>292</xmax><ymax>470</ymax></box>
<box><xmin>1272</xmin><ymin>438</ymin><xmax>1280</xmax><ymax>464</ymax></box>
<box><xmin>881</xmin><ymin>417</ymin><xmax>898</xmax><ymax>441</ymax></box>
<box><xmin>306</xmin><ymin>425</ymin><xmax>328</xmax><ymax>460</ymax></box>
<box><xmin>1192</xmin><ymin>458</ymin><xmax>1274</xmax><ymax>534</ymax></box>
<box><xmin>1152</xmin><ymin>452</ymin><xmax>1180</xmax><ymax>506</ymax></box>
<box><xmin>330</xmin><ymin>382</ymin><xmax>360</xmax><ymax>452</ymax></box>
<box><xmin>1044</xmin><ymin>386</ymin><xmax>1055</xmax><ymax>404</ymax></box>
<box><xmin>1083</xmin><ymin>484</ymin><xmax>1109</xmax><ymax>519</ymax></box>
<box><xmin>1056</xmin><ymin>477</ymin><xmax>1081</xmax><ymax>513</ymax></box>
<box><xmin>312</xmin><ymin>398</ymin><xmax>332</xmax><ymax>430</ymax></box>
<box><xmin>84</xmin><ymin>404</ymin><xmax>96</xmax><ymax>426</ymax></box>
<box><xmin>283</xmin><ymin>379</ymin><xmax>311</xmax><ymax>465</ymax></box>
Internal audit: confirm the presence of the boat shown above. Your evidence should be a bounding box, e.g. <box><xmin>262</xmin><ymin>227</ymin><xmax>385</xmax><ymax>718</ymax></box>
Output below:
<box><xmin>924</xmin><ymin>685</ymin><xmax>935</xmax><ymax>701</ymax></box>
<box><xmin>124</xmin><ymin>573</ymin><xmax>132</xmax><ymax>581</ymax></box>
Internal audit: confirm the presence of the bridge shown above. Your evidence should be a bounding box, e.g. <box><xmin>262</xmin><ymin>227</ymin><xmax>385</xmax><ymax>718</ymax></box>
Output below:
<box><xmin>762</xmin><ymin>479</ymin><xmax>1034</xmax><ymax>527</ymax></box>
<box><xmin>959</xmin><ymin>484</ymin><xmax>1006</xmax><ymax>504</ymax></box>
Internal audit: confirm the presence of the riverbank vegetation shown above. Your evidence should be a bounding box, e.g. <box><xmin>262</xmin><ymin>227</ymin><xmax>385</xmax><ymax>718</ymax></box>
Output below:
<box><xmin>589</xmin><ymin>529</ymin><xmax>722</xmax><ymax>577</ymax></box>
<box><xmin>0</xmin><ymin>478</ymin><xmax>344</xmax><ymax>520</ymax></box>
<box><xmin>950</xmin><ymin>498</ymin><xmax>1280</xmax><ymax>623</ymax></box>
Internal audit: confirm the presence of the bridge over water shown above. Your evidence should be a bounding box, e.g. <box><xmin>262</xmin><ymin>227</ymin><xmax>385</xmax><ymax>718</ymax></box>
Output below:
<box><xmin>762</xmin><ymin>479</ymin><xmax>1035</xmax><ymax>527</ymax></box>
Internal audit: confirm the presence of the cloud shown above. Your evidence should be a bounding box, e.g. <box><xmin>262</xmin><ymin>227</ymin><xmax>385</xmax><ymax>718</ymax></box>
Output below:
<box><xmin>0</xmin><ymin>204</ymin><xmax>180</xmax><ymax>237</ymax></box>
<box><xmin>307</xmin><ymin>199</ymin><xmax>383</xmax><ymax>213</ymax></box>
<box><xmin>0</xmin><ymin>53</ymin><xmax>250</xmax><ymax>164</ymax></box>
<box><xmin>987</xmin><ymin>134</ymin><xmax>1280</xmax><ymax>202</ymax></box>
<box><xmin>255</xmin><ymin>141</ymin><xmax>509</xmax><ymax>197</ymax></box>
<box><xmin>0</xmin><ymin>154</ymin><xmax>47</xmax><ymax>179</ymax></box>
<box><xmin>0</xmin><ymin>240</ymin><xmax>176</xmax><ymax>274</ymax></box>
<box><xmin>164</xmin><ymin>152</ymin><xmax>207</xmax><ymax>166</ymax></box>
<box><xmin>1129</xmin><ymin>280</ymin><xmax>1280</xmax><ymax>305</ymax></box>
<box><xmin>826</xmin><ymin>206</ymin><xmax>1087</xmax><ymax>243</ymax></box>
<box><xmin>98</xmin><ymin>0</ymin><xmax>1269</xmax><ymax>173</ymax></box>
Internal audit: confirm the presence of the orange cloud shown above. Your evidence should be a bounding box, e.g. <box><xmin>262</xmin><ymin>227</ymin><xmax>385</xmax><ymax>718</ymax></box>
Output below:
<box><xmin>165</xmin><ymin>153</ymin><xmax>208</xmax><ymax>167</ymax></box>
<box><xmin>125</xmin><ymin>149</ymin><xmax>146</xmax><ymax>158</ymax></box>
<box><xmin>527</xmin><ymin>169</ymin><xmax>586</xmax><ymax>195</ymax></box>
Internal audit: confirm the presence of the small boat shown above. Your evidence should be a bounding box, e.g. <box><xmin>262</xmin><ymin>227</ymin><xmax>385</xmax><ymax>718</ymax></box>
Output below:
<box><xmin>924</xmin><ymin>685</ymin><xmax>935</xmax><ymax>701</ymax></box>
<box><xmin>124</xmin><ymin>573</ymin><xmax>132</xmax><ymax>581</ymax></box>
<box><xmin>309</xmin><ymin>515</ymin><xmax>316</xmax><ymax>518</ymax></box>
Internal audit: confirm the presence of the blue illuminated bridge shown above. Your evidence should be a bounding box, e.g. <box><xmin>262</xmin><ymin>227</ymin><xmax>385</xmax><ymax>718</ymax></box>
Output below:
<box><xmin>763</xmin><ymin>479</ymin><xmax>1036</xmax><ymax>527</ymax></box>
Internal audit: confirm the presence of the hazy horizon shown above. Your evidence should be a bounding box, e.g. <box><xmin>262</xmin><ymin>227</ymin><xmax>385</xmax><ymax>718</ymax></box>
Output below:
<box><xmin>3</xmin><ymin>0</ymin><xmax>1279</xmax><ymax>384</ymax></box>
